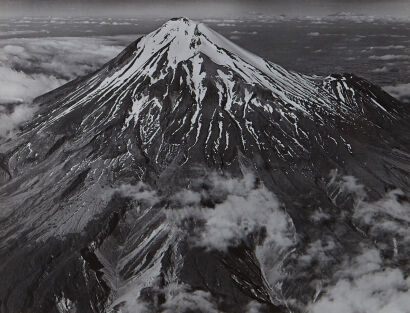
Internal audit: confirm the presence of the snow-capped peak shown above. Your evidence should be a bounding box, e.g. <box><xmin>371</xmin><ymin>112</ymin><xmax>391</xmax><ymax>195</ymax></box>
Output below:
<box><xmin>126</xmin><ymin>17</ymin><xmax>305</xmax><ymax>84</ymax></box>
<box><xmin>152</xmin><ymin>17</ymin><xmax>277</xmax><ymax>73</ymax></box>
<box><xmin>30</xmin><ymin>17</ymin><xmax>400</xmax><ymax>159</ymax></box>
<box><xmin>85</xmin><ymin>17</ymin><xmax>331</xmax><ymax>121</ymax></box>
<box><xmin>139</xmin><ymin>17</ymin><xmax>205</xmax><ymax>66</ymax></box>
<box><xmin>111</xmin><ymin>16</ymin><xmax>273</xmax><ymax>73</ymax></box>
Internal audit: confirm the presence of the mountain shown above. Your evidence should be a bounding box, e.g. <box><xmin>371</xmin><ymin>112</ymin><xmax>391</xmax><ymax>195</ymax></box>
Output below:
<box><xmin>0</xmin><ymin>17</ymin><xmax>409</xmax><ymax>313</ymax></box>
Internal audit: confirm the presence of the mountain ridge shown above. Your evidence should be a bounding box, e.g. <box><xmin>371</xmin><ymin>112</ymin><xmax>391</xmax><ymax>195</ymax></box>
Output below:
<box><xmin>0</xmin><ymin>17</ymin><xmax>409</xmax><ymax>313</ymax></box>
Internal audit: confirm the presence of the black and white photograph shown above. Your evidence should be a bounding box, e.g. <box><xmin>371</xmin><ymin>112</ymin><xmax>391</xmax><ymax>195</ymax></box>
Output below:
<box><xmin>0</xmin><ymin>0</ymin><xmax>409</xmax><ymax>312</ymax></box>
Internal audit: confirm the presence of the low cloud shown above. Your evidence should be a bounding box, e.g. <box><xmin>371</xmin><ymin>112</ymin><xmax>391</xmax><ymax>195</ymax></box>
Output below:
<box><xmin>353</xmin><ymin>189</ymin><xmax>410</xmax><ymax>248</ymax></box>
<box><xmin>113</xmin><ymin>283</ymin><xmax>218</xmax><ymax>313</ymax></box>
<box><xmin>309</xmin><ymin>172</ymin><xmax>410</xmax><ymax>313</ymax></box>
<box><xmin>231</xmin><ymin>30</ymin><xmax>258</xmax><ymax>35</ymax></box>
<box><xmin>383</xmin><ymin>83</ymin><xmax>410</xmax><ymax>103</ymax></box>
<box><xmin>327</xmin><ymin>171</ymin><xmax>409</xmax><ymax>248</ymax></box>
<box><xmin>372</xmin><ymin>66</ymin><xmax>391</xmax><ymax>73</ymax></box>
<box><xmin>0</xmin><ymin>66</ymin><xmax>64</xmax><ymax>104</ymax></box>
<box><xmin>114</xmin><ymin>182</ymin><xmax>160</xmax><ymax>206</ymax></box>
<box><xmin>217</xmin><ymin>23</ymin><xmax>236</xmax><ymax>27</ymax></box>
<box><xmin>327</xmin><ymin>170</ymin><xmax>367</xmax><ymax>203</ymax></box>
<box><xmin>161</xmin><ymin>284</ymin><xmax>218</xmax><ymax>313</ymax></box>
<box><xmin>107</xmin><ymin>172</ymin><xmax>295</xmax><ymax>312</ymax></box>
<box><xmin>0</xmin><ymin>36</ymin><xmax>128</xmax><ymax>136</ymax></box>
<box><xmin>300</xmin><ymin>14</ymin><xmax>410</xmax><ymax>24</ymax></box>
<box><xmin>309</xmin><ymin>248</ymin><xmax>410</xmax><ymax>313</ymax></box>
<box><xmin>0</xmin><ymin>64</ymin><xmax>64</xmax><ymax>137</ymax></box>
<box><xmin>370</xmin><ymin>45</ymin><xmax>405</xmax><ymax>50</ymax></box>
<box><xmin>166</xmin><ymin>173</ymin><xmax>295</xmax><ymax>252</ymax></box>
<box><xmin>0</xmin><ymin>102</ymin><xmax>38</xmax><ymax>137</ymax></box>
<box><xmin>229</xmin><ymin>35</ymin><xmax>241</xmax><ymax>40</ymax></box>
<box><xmin>0</xmin><ymin>29</ymin><xmax>49</xmax><ymax>37</ymax></box>
<box><xmin>369</xmin><ymin>54</ymin><xmax>410</xmax><ymax>61</ymax></box>
<box><xmin>0</xmin><ymin>37</ymin><xmax>124</xmax><ymax>81</ymax></box>
<box><xmin>111</xmin><ymin>173</ymin><xmax>294</xmax><ymax>253</ymax></box>
<box><xmin>107</xmin><ymin>170</ymin><xmax>410</xmax><ymax>313</ymax></box>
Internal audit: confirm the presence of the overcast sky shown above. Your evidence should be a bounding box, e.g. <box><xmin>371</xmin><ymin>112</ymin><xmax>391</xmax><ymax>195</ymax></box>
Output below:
<box><xmin>1</xmin><ymin>0</ymin><xmax>409</xmax><ymax>17</ymax></box>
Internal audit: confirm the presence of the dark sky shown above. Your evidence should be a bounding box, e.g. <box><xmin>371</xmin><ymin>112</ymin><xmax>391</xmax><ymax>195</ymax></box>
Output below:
<box><xmin>1</xmin><ymin>0</ymin><xmax>409</xmax><ymax>17</ymax></box>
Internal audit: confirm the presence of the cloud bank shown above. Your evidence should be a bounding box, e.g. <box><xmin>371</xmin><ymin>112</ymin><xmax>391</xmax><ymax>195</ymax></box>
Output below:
<box><xmin>166</xmin><ymin>173</ymin><xmax>295</xmax><ymax>253</ymax></box>
<box><xmin>0</xmin><ymin>66</ymin><xmax>64</xmax><ymax>104</ymax></box>
<box><xmin>0</xmin><ymin>102</ymin><xmax>39</xmax><ymax>137</ymax></box>
<box><xmin>0</xmin><ymin>36</ymin><xmax>127</xmax><ymax>136</ymax></box>
<box><xmin>110</xmin><ymin>170</ymin><xmax>410</xmax><ymax>313</ymax></box>
<box><xmin>309</xmin><ymin>172</ymin><xmax>410</xmax><ymax>313</ymax></box>
<box><xmin>309</xmin><ymin>248</ymin><xmax>410</xmax><ymax>313</ymax></box>
<box><xmin>384</xmin><ymin>83</ymin><xmax>410</xmax><ymax>103</ymax></box>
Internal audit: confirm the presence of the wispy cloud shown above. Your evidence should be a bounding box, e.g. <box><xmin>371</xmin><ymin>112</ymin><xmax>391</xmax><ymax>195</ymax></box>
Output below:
<box><xmin>107</xmin><ymin>172</ymin><xmax>295</xmax><ymax>311</ymax></box>
<box><xmin>166</xmin><ymin>173</ymin><xmax>294</xmax><ymax>252</ymax></box>
<box><xmin>0</xmin><ymin>66</ymin><xmax>64</xmax><ymax>104</ymax></box>
<box><xmin>0</xmin><ymin>102</ymin><xmax>38</xmax><ymax>137</ymax></box>
<box><xmin>369</xmin><ymin>54</ymin><xmax>410</xmax><ymax>61</ymax></box>
<box><xmin>161</xmin><ymin>284</ymin><xmax>218</xmax><ymax>313</ymax></box>
<box><xmin>383</xmin><ymin>83</ymin><xmax>410</xmax><ymax>103</ymax></box>
<box><xmin>309</xmin><ymin>248</ymin><xmax>410</xmax><ymax>313</ymax></box>
<box><xmin>0</xmin><ymin>37</ymin><xmax>125</xmax><ymax>81</ymax></box>
<box><xmin>0</xmin><ymin>36</ymin><xmax>128</xmax><ymax>136</ymax></box>
<box><xmin>308</xmin><ymin>172</ymin><xmax>410</xmax><ymax>313</ymax></box>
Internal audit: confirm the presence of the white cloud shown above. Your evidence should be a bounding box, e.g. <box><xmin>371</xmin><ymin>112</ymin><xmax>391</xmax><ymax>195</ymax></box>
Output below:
<box><xmin>112</xmin><ymin>173</ymin><xmax>294</xmax><ymax>254</ymax></box>
<box><xmin>161</xmin><ymin>284</ymin><xmax>218</xmax><ymax>313</ymax></box>
<box><xmin>103</xmin><ymin>170</ymin><xmax>410</xmax><ymax>313</ymax></box>
<box><xmin>0</xmin><ymin>36</ymin><xmax>127</xmax><ymax>101</ymax></box>
<box><xmin>310</xmin><ymin>209</ymin><xmax>331</xmax><ymax>222</ymax></box>
<box><xmin>328</xmin><ymin>170</ymin><xmax>367</xmax><ymax>204</ymax></box>
<box><xmin>0</xmin><ymin>37</ymin><xmax>124</xmax><ymax>80</ymax></box>
<box><xmin>217</xmin><ymin>23</ymin><xmax>236</xmax><ymax>27</ymax></box>
<box><xmin>0</xmin><ymin>102</ymin><xmax>38</xmax><ymax>137</ymax></box>
<box><xmin>353</xmin><ymin>189</ymin><xmax>410</xmax><ymax>246</ymax></box>
<box><xmin>229</xmin><ymin>35</ymin><xmax>241</xmax><ymax>40</ymax></box>
<box><xmin>0</xmin><ymin>29</ymin><xmax>49</xmax><ymax>37</ymax></box>
<box><xmin>246</xmin><ymin>301</ymin><xmax>264</xmax><ymax>313</ymax></box>
<box><xmin>383</xmin><ymin>83</ymin><xmax>410</xmax><ymax>103</ymax></box>
<box><xmin>3</xmin><ymin>44</ymin><xmax>26</xmax><ymax>55</ymax></box>
<box><xmin>370</xmin><ymin>45</ymin><xmax>406</xmax><ymax>50</ymax></box>
<box><xmin>112</xmin><ymin>22</ymin><xmax>132</xmax><ymax>25</ymax></box>
<box><xmin>369</xmin><ymin>54</ymin><xmax>410</xmax><ymax>61</ymax></box>
<box><xmin>298</xmin><ymin>239</ymin><xmax>337</xmax><ymax>265</ymax></box>
<box><xmin>0</xmin><ymin>36</ymin><xmax>129</xmax><ymax>135</ymax></box>
<box><xmin>309</xmin><ymin>248</ymin><xmax>410</xmax><ymax>313</ymax></box>
<box><xmin>0</xmin><ymin>66</ymin><xmax>64</xmax><ymax>104</ymax></box>
<box><xmin>202</xmin><ymin>19</ymin><xmax>221</xmax><ymax>23</ymax></box>
<box><xmin>171</xmin><ymin>189</ymin><xmax>202</xmax><ymax>206</ymax></box>
<box><xmin>231</xmin><ymin>30</ymin><xmax>258</xmax><ymax>35</ymax></box>
<box><xmin>328</xmin><ymin>171</ymin><xmax>409</xmax><ymax>248</ymax></box>
<box><xmin>0</xmin><ymin>64</ymin><xmax>65</xmax><ymax>137</ymax></box>
<box><xmin>106</xmin><ymin>173</ymin><xmax>295</xmax><ymax>312</ymax></box>
<box><xmin>309</xmin><ymin>172</ymin><xmax>410</xmax><ymax>313</ymax></box>
<box><xmin>372</xmin><ymin>66</ymin><xmax>391</xmax><ymax>73</ymax></box>
<box><xmin>300</xmin><ymin>14</ymin><xmax>410</xmax><ymax>23</ymax></box>
<box><xmin>166</xmin><ymin>173</ymin><xmax>295</xmax><ymax>253</ymax></box>
<box><xmin>304</xmin><ymin>172</ymin><xmax>410</xmax><ymax>313</ymax></box>
<box><xmin>114</xmin><ymin>182</ymin><xmax>160</xmax><ymax>206</ymax></box>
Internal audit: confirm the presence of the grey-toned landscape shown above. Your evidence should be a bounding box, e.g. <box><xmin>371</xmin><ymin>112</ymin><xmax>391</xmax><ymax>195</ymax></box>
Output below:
<box><xmin>0</xmin><ymin>1</ymin><xmax>409</xmax><ymax>313</ymax></box>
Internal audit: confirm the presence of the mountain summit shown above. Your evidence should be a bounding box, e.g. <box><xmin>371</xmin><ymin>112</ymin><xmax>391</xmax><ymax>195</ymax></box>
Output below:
<box><xmin>0</xmin><ymin>18</ymin><xmax>409</xmax><ymax>313</ymax></box>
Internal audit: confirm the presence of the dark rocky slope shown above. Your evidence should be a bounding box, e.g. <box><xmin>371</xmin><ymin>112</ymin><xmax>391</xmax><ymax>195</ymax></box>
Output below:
<box><xmin>0</xmin><ymin>17</ymin><xmax>409</xmax><ymax>313</ymax></box>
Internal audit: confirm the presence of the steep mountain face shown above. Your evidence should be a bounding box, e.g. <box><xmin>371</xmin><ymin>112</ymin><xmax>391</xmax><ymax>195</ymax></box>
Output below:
<box><xmin>0</xmin><ymin>17</ymin><xmax>409</xmax><ymax>313</ymax></box>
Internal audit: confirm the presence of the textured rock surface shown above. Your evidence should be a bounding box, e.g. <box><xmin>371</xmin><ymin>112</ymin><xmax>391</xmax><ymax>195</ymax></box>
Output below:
<box><xmin>0</xmin><ymin>18</ymin><xmax>409</xmax><ymax>313</ymax></box>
